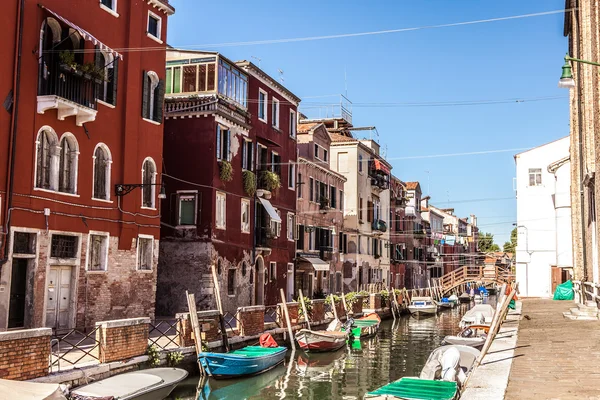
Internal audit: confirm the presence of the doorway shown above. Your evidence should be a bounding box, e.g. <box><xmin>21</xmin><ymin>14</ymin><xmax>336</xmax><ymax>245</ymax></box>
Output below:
<box><xmin>8</xmin><ymin>259</ymin><xmax>28</xmax><ymax>328</ymax></box>
<box><xmin>46</xmin><ymin>266</ymin><xmax>73</xmax><ymax>330</ymax></box>
<box><xmin>254</xmin><ymin>258</ymin><xmax>264</xmax><ymax>305</ymax></box>
<box><xmin>286</xmin><ymin>263</ymin><xmax>294</xmax><ymax>302</ymax></box>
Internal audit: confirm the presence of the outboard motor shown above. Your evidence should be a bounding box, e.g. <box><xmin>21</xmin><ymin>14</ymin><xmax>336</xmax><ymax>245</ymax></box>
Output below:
<box><xmin>440</xmin><ymin>347</ymin><xmax>461</xmax><ymax>383</ymax></box>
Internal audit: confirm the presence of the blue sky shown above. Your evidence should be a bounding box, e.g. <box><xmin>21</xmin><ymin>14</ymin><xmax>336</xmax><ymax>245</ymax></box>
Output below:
<box><xmin>167</xmin><ymin>0</ymin><xmax>569</xmax><ymax>245</ymax></box>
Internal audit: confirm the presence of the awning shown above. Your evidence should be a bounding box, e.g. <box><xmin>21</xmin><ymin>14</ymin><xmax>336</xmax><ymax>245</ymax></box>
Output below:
<box><xmin>373</xmin><ymin>159</ymin><xmax>390</xmax><ymax>174</ymax></box>
<box><xmin>41</xmin><ymin>6</ymin><xmax>124</xmax><ymax>60</ymax></box>
<box><xmin>258</xmin><ymin>197</ymin><xmax>281</xmax><ymax>223</ymax></box>
<box><xmin>298</xmin><ymin>256</ymin><xmax>329</xmax><ymax>272</ymax></box>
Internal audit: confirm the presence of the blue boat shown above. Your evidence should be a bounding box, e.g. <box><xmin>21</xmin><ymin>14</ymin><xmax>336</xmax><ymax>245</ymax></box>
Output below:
<box><xmin>198</xmin><ymin>346</ymin><xmax>287</xmax><ymax>379</ymax></box>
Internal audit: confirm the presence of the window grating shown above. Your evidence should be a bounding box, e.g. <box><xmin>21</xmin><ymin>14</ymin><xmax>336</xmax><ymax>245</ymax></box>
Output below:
<box><xmin>51</xmin><ymin>235</ymin><xmax>78</xmax><ymax>258</ymax></box>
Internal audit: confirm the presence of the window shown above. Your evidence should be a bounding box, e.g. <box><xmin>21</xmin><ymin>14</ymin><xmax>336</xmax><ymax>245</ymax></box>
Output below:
<box><xmin>309</xmin><ymin>229</ymin><xmax>315</xmax><ymax>251</ymax></box>
<box><xmin>290</xmin><ymin>110</ymin><xmax>297</xmax><ymax>138</ymax></box>
<box><xmin>528</xmin><ymin>168</ymin><xmax>542</xmax><ymax>186</ymax></box>
<box><xmin>358</xmin><ymin>154</ymin><xmax>363</xmax><ymax>173</ymax></box>
<box><xmin>147</xmin><ymin>11</ymin><xmax>162</xmax><ymax>41</ymax></box>
<box><xmin>298</xmin><ymin>173</ymin><xmax>303</xmax><ymax>198</ymax></box>
<box><xmin>178</xmin><ymin>193</ymin><xmax>197</xmax><ymax>225</ymax></box>
<box><xmin>359</xmin><ymin>198</ymin><xmax>364</xmax><ymax>220</ymax></box>
<box><xmin>217</xmin><ymin>60</ymin><xmax>248</xmax><ymax>107</ymax></box>
<box><xmin>137</xmin><ymin>236</ymin><xmax>153</xmax><ymax>270</ymax></box>
<box><xmin>242</xmin><ymin>261</ymin><xmax>248</xmax><ymax>277</ymax></box>
<box><xmin>258</xmin><ymin>89</ymin><xmax>267</xmax><ymax>122</ymax></box>
<box><xmin>101</xmin><ymin>0</ymin><xmax>115</xmax><ymax>9</ymax></box>
<box><xmin>287</xmin><ymin>213</ymin><xmax>295</xmax><ymax>241</ymax></box>
<box><xmin>95</xmin><ymin>51</ymin><xmax>118</xmax><ymax>105</ymax></box>
<box><xmin>88</xmin><ymin>233</ymin><xmax>108</xmax><ymax>271</ymax></box>
<box><xmin>309</xmin><ymin>177</ymin><xmax>314</xmax><ymax>202</ymax></box>
<box><xmin>323</xmin><ymin>149</ymin><xmax>328</xmax><ymax>162</ymax></box>
<box><xmin>216</xmin><ymin>191</ymin><xmax>226</xmax><ymax>229</ymax></box>
<box><xmin>272</xmin><ymin>98</ymin><xmax>280</xmax><ymax>128</ymax></box>
<box><xmin>242</xmin><ymin>139</ymin><xmax>253</xmax><ymax>170</ymax></box>
<box><xmin>271</xmin><ymin>152</ymin><xmax>281</xmax><ymax>176</ymax></box>
<box><xmin>93</xmin><ymin>144</ymin><xmax>111</xmax><ymax>200</ymax></box>
<box><xmin>51</xmin><ymin>235</ymin><xmax>78</xmax><ymax>259</ymax></box>
<box><xmin>227</xmin><ymin>268</ymin><xmax>236</xmax><ymax>296</ymax></box>
<box><xmin>270</xmin><ymin>210</ymin><xmax>281</xmax><ymax>237</ymax></box>
<box><xmin>297</xmin><ymin>225</ymin><xmax>305</xmax><ymax>250</ymax></box>
<box><xmin>142</xmin><ymin>158</ymin><xmax>157</xmax><ymax>208</ymax></box>
<box><xmin>35</xmin><ymin>129</ymin><xmax>58</xmax><ymax>190</ymax></box>
<box><xmin>288</xmin><ymin>163</ymin><xmax>295</xmax><ymax>189</ymax></box>
<box><xmin>13</xmin><ymin>232</ymin><xmax>35</xmax><ymax>255</ymax></box>
<box><xmin>58</xmin><ymin>135</ymin><xmax>78</xmax><ymax>194</ymax></box>
<box><xmin>314</xmin><ymin>144</ymin><xmax>319</xmax><ymax>160</ymax></box>
<box><xmin>330</xmin><ymin>186</ymin><xmax>336</xmax><ymax>209</ymax></box>
<box><xmin>337</xmin><ymin>152</ymin><xmax>349</xmax><ymax>173</ymax></box>
<box><xmin>339</xmin><ymin>190</ymin><xmax>344</xmax><ymax>211</ymax></box>
<box><xmin>216</xmin><ymin>126</ymin><xmax>231</xmax><ymax>161</ymax></box>
<box><xmin>269</xmin><ymin>262</ymin><xmax>277</xmax><ymax>281</ymax></box>
<box><xmin>142</xmin><ymin>71</ymin><xmax>164</xmax><ymax>123</ymax></box>
<box><xmin>241</xmin><ymin>198</ymin><xmax>250</xmax><ymax>233</ymax></box>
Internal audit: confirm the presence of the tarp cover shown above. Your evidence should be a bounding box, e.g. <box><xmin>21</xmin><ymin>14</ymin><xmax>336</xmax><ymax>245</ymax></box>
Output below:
<box><xmin>553</xmin><ymin>280</ymin><xmax>574</xmax><ymax>301</ymax></box>
<box><xmin>0</xmin><ymin>379</ymin><xmax>67</xmax><ymax>400</ymax></box>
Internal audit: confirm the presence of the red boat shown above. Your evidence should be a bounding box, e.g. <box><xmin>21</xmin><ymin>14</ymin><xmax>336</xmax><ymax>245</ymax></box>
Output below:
<box><xmin>295</xmin><ymin>329</ymin><xmax>348</xmax><ymax>352</ymax></box>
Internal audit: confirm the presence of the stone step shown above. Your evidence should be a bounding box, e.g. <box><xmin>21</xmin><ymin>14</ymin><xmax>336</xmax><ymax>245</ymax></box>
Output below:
<box><xmin>585</xmin><ymin>301</ymin><xmax>598</xmax><ymax>308</ymax></box>
<box><xmin>563</xmin><ymin>312</ymin><xmax>599</xmax><ymax>321</ymax></box>
<box><xmin>569</xmin><ymin>307</ymin><xmax>599</xmax><ymax>317</ymax></box>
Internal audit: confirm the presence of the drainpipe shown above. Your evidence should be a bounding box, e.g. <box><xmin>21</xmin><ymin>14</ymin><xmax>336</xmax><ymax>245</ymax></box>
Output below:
<box><xmin>1</xmin><ymin>0</ymin><xmax>25</xmax><ymax>267</ymax></box>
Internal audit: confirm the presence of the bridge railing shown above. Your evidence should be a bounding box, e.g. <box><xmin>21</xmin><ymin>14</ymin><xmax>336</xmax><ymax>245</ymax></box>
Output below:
<box><xmin>437</xmin><ymin>265</ymin><xmax>515</xmax><ymax>295</ymax></box>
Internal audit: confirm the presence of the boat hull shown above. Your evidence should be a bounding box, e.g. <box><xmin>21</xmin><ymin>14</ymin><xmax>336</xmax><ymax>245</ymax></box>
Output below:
<box><xmin>349</xmin><ymin>313</ymin><xmax>381</xmax><ymax>338</ymax></box>
<box><xmin>296</xmin><ymin>330</ymin><xmax>347</xmax><ymax>352</ymax></box>
<box><xmin>408</xmin><ymin>306</ymin><xmax>438</xmax><ymax>315</ymax></box>
<box><xmin>441</xmin><ymin>336</ymin><xmax>486</xmax><ymax>349</ymax></box>
<box><xmin>199</xmin><ymin>347</ymin><xmax>287</xmax><ymax>378</ymax></box>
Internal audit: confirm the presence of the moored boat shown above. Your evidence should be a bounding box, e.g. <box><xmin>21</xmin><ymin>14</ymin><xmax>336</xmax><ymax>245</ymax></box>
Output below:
<box><xmin>442</xmin><ymin>324</ymin><xmax>490</xmax><ymax>349</ymax></box>
<box><xmin>459</xmin><ymin>304</ymin><xmax>494</xmax><ymax>328</ymax></box>
<box><xmin>436</xmin><ymin>298</ymin><xmax>454</xmax><ymax>310</ymax></box>
<box><xmin>198</xmin><ymin>346</ymin><xmax>287</xmax><ymax>378</ymax></box>
<box><xmin>296</xmin><ymin>329</ymin><xmax>348</xmax><ymax>352</ymax></box>
<box><xmin>70</xmin><ymin>368</ymin><xmax>188</xmax><ymax>400</ymax></box>
<box><xmin>346</xmin><ymin>312</ymin><xmax>381</xmax><ymax>339</ymax></box>
<box><xmin>0</xmin><ymin>379</ymin><xmax>67</xmax><ymax>400</ymax></box>
<box><xmin>408</xmin><ymin>297</ymin><xmax>438</xmax><ymax>316</ymax></box>
<box><xmin>458</xmin><ymin>293</ymin><xmax>471</xmax><ymax>303</ymax></box>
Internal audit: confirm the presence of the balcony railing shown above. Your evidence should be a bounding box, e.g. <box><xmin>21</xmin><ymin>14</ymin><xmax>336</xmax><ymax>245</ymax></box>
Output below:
<box><xmin>40</xmin><ymin>64</ymin><xmax>98</xmax><ymax>110</ymax></box>
<box><xmin>255</xmin><ymin>226</ymin><xmax>273</xmax><ymax>248</ymax></box>
<box><xmin>319</xmin><ymin>196</ymin><xmax>330</xmax><ymax>211</ymax></box>
<box><xmin>320</xmin><ymin>246</ymin><xmax>334</xmax><ymax>261</ymax></box>
<box><xmin>372</xmin><ymin>219</ymin><xmax>387</xmax><ymax>232</ymax></box>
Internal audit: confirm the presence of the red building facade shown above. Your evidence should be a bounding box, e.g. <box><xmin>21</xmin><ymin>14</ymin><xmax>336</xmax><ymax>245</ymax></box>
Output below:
<box><xmin>157</xmin><ymin>52</ymin><xmax>299</xmax><ymax>315</ymax></box>
<box><xmin>0</xmin><ymin>0</ymin><xmax>174</xmax><ymax>331</ymax></box>
<box><xmin>389</xmin><ymin>176</ymin><xmax>407</xmax><ymax>289</ymax></box>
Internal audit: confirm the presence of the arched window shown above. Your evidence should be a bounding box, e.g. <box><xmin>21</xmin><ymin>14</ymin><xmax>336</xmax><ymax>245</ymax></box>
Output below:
<box><xmin>142</xmin><ymin>158</ymin><xmax>156</xmax><ymax>208</ymax></box>
<box><xmin>58</xmin><ymin>135</ymin><xmax>78</xmax><ymax>194</ymax></box>
<box><xmin>93</xmin><ymin>144</ymin><xmax>112</xmax><ymax>200</ymax></box>
<box><xmin>142</xmin><ymin>71</ymin><xmax>164</xmax><ymax>123</ymax></box>
<box><xmin>35</xmin><ymin>129</ymin><xmax>58</xmax><ymax>190</ymax></box>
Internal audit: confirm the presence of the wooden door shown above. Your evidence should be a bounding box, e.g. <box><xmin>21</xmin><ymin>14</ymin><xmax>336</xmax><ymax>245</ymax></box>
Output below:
<box><xmin>551</xmin><ymin>266</ymin><xmax>562</xmax><ymax>294</ymax></box>
<box><xmin>46</xmin><ymin>266</ymin><xmax>72</xmax><ymax>329</ymax></box>
<box><xmin>8</xmin><ymin>259</ymin><xmax>28</xmax><ymax>328</ymax></box>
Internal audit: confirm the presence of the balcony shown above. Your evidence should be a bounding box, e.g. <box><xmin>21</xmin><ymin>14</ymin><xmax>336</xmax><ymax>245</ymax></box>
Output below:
<box><xmin>255</xmin><ymin>226</ymin><xmax>273</xmax><ymax>250</ymax></box>
<box><xmin>319</xmin><ymin>196</ymin><xmax>330</xmax><ymax>211</ymax></box>
<box><xmin>372</xmin><ymin>219</ymin><xmax>387</xmax><ymax>233</ymax></box>
<box><xmin>37</xmin><ymin>64</ymin><xmax>98</xmax><ymax>126</ymax></box>
<box><xmin>320</xmin><ymin>246</ymin><xmax>334</xmax><ymax>261</ymax></box>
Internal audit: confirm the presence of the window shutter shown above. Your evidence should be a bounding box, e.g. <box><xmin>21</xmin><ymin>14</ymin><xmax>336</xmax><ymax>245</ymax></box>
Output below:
<box><xmin>242</xmin><ymin>141</ymin><xmax>247</xmax><ymax>169</ymax></box>
<box><xmin>367</xmin><ymin>201</ymin><xmax>373</xmax><ymax>222</ymax></box>
<box><xmin>226</xmin><ymin>130</ymin><xmax>231</xmax><ymax>161</ymax></box>
<box><xmin>216</xmin><ymin>126</ymin><xmax>221</xmax><ymax>160</ymax></box>
<box><xmin>141</xmin><ymin>71</ymin><xmax>149</xmax><ymax>119</ymax></box>
<box><xmin>155</xmin><ymin>79</ymin><xmax>165</xmax><ymax>122</ymax></box>
<box><xmin>110</xmin><ymin>58</ymin><xmax>119</xmax><ymax>106</ymax></box>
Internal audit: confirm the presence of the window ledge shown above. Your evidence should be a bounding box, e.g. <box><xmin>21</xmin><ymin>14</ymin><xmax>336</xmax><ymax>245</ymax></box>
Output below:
<box><xmin>92</xmin><ymin>197</ymin><xmax>113</xmax><ymax>203</ymax></box>
<box><xmin>86</xmin><ymin>270</ymin><xmax>108</xmax><ymax>274</ymax></box>
<box><xmin>272</xmin><ymin>126</ymin><xmax>282</xmax><ymax>132</ymax></box>
<box><xmin>216</xmin><ymin>226</ymin><xmax>226</xmax><ymax>230</ymax></box>
<box><xmin>288</xmin><ymin>186</ymin><xmax>294</xmax><ymax>190</ymax></box>
<box><xmin>141</xmin><ymin>206</ymin><xmax>157</xmax><ymax>211</ymax></box>
<box><xmin>176</xmin><ymin>225</ymin><xmax>196</xmax><ymax>229</ymax></box>
<box><xmin>143</xmin><ymin>117</ymin><xmax>161</xmax><ymax>126</ymax></box>
<box><xmin>258</xmin><ymin>117</ymin><xmax>267</xmax><ymax>124</ymax></box>
<box><xmin>97</xmin><ymin>99</ymin><xmax>116</xmax><ymax>109</ymax></box>
<box><xmin>100</xmin><ymin>4</ymin><xmax>120</xmax><ymax>18</ymax></box>
<box><xmin>33</xmin><ymin>187</ymin><xmax>80</xmax><ymax>198</ymax></box>
<box><xmin>146</xmin><ymin>32</ymin><xmax>163</xmax><ymax>44</ymax></box>
<box><xmin>241</xmin><ymin>231</ymin><xmax>250</xmax><ymax>234</ymax></box>
<box><xmin>136</xmin><ymin>269</ymin><xmax>154</xmax><ymax>273</ymax></box>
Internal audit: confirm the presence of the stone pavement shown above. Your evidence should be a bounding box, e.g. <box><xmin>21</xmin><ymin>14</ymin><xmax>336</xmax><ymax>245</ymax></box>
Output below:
<box><xmin>504</xmin><ymin>299</ymin><xmax>600</xmax><ymax>400</ymax></box>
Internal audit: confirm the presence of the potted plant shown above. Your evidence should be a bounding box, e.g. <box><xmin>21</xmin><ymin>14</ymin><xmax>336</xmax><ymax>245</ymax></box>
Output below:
<box><xmin>59</xmin><ymin>50</ymin><xmax>77</xmax><ymax>72</ymax></box>
<box><xmin>242</xmin><ymin>170</ymin><xmax>256</xmax><ymax>197</ymax></box>
<box><xmin>92</xmin><ymin>64</ymin><xmax>109</xmax><ymax>84</ymax></box>
<box><xmin>259</xmin><ymin>170</ymin><xmax>281</xmax><ymax>192</ymax></box>
<box><xmin>219</xmin><ymin>160</ymin><xmax>234</xmax><ymax>182</ymax></box>
<box><xmin>80</xmin><ymin>62</ymin><xmax>96</xmax><ymax>80</ymax></box>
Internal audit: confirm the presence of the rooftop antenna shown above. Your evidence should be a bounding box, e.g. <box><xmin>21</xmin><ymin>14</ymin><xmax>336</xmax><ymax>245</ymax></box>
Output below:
<box><xmin>278</xmin><ymin>69</ymin><xmax>285</xmax><ymax>84</ymax></box>
<box><xmin>382</xmin><ymin>144</ymin><xmax>388</xmax><ymax>158</ymax></box>
<box><xmin>251</xmin><ymin>56</ymin><xmax>262</xmax><ymax>68</ymax></box>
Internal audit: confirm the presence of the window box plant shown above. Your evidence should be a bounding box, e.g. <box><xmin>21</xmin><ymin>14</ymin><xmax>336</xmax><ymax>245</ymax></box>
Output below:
<box><xmin>219</xmin><ymin>160</ymin><xmax>234</xmax><ymax>182</ymax></box>
<box><xmin>259</xmin><ymin>170</ymin><xmax>281</xmax><ymax>192</ymax></box>
<box><xmin>243</xmin><ymin>170</ymin><xmax>256</xmax><ymax>197</ymax></box>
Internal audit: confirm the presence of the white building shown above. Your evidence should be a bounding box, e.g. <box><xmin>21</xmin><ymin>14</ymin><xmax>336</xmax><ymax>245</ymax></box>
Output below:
<box><xmin>514</xmin><ymin>137</ymin><xmax>572</xmax><ymax>297</ymax></box>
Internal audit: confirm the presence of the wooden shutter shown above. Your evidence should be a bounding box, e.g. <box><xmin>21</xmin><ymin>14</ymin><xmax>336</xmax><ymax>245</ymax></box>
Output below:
<box><xmin>367</xmin><ymin>201</ymin><xmax>373</xmax><ymax>222</ymax></box>
<box><xmin>141</xmin><ymin>71</ymin><xmax>149</xmax><ymax>119</ymax></box>
<box><xmin>155</xmin><ymin>79</ymin><xmax>165</xmax><ymax>122</ymax></box>
<box><xmin>110</xmin><ymin>58</ymin><xmax>118</xmax><ymax>106</ymax></box>
<box><xmin>226</xmin><ymin>129</ymin><xmax>231</xmax><ymax>161</ymax></box>
<box><xmin>216</xmin><ymin>126</ymin><xmax>221</xmax><ymax>159</ymax></box>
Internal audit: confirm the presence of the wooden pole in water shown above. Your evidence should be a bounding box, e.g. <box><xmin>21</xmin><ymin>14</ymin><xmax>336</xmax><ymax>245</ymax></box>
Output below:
<box><xmin>280</xmin><ymin>288</ymin><xmax>296</xmax><ymax>351</ymax></box>
<box><xmin>299</xmin><ymin>290</ymin><xmax>311</xmax><ymax>331</ymax></box>
<box><xmin>186</xmin><ymin>290</ymin><xmax>206</xmax><ymax>376</ymax></box>
<box><xmin>389</xmin><ymin>286</ymin><xmax>397</xmax><ymax>320</ymax></box>
<box><xmin>341</xmin><ymin>289</ymin><xmax>349</xmax><ymax>315</ymax></box>
<box><xmin>211</xmin><ymin>264</ymin><xmax>230</xmax><ymax>352</ymax></box>
<box><xmin>330</xmin><ymin>293</ymin><xmax>339</xmax><ymax>321</ymax></box>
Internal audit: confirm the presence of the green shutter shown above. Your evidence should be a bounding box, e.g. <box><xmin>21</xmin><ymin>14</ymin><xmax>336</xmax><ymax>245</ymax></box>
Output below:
<box><xmin>173</xmin><ymin>67</ymin><xmax>181</xmax><ymax>93</ymax></box>
<box><xmin>166</xmin><ymin>68</ymin><xmax>172</xmax><ymax>94</ymax></box>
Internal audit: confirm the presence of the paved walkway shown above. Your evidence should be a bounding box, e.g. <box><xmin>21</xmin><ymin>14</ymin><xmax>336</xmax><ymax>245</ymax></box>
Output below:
<box><xmin>505</xmin><ymin>299</ymin><xmax>600</xmax><ymax>400</ymax></box>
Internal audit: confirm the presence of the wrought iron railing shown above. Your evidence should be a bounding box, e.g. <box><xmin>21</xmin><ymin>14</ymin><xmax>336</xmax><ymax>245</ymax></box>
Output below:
<box><xmin>49</xmin><ymin>327</ymin><xmax>101</xmax><ymax>372</ymax></box>
<box><xmin>148</xmin><ymin>319</ymin><xmax>181</xmax><ymax>350</ymax></box>
<box><xmin>39</xmin><ymin>63</ymin><xmax>98</xmax><ymax>110</ymax></box>
<box><xmin>264</xmin><ymin>305</ymin><xmax>281</xmax><ymax>327</ymax></box>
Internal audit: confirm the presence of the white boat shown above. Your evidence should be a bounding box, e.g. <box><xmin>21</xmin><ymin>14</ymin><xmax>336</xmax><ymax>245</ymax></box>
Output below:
<box><xmin>474</xmin><ymin>294</ymin><xmax>483</xmax><ymax>303</ymax></box>
<box><xmin>0</xmin><ymin>379</ymin><xmax>67</xmax><ymax>400</ymax></box>
<box><xmin>459</xmin><ymin>304</ymin><xmax>495</xmax><ymax>328</ymax></box>
<box><xmin>71</xmin><ymin>368</ymin><xmax>188</xmax><ymax>400</ymax></box>
<box><xmin>442</xmin><ymin>325</ymin><xmax>490</xmax><ymax>349</ymax></box>
<box><xmin>420</xmin><ymin>345</ymin><xmax>481</xmax><ymax>386</ymax></box>
<box><xmin>408</xmin><ymin>297</ymin><xmax>438</xmax><ymax>316</ymax></box>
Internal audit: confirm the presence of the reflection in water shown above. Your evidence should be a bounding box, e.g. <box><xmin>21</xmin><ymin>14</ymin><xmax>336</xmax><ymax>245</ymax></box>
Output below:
<box><xmin>168</xmin><ymin>298</ymin><xmax>494</xmax><ymax>400</ymax></box>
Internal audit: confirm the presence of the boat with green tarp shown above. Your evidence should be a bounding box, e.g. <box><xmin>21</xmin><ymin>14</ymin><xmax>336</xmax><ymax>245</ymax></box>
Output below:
<box><xmin>364</xmin><ymin>377</ymin><xmax>458</xmax><ymax>400</ymax></box>
<box><xmin>198</xmin><ymin>346</ymin><xmax>287</xmax><ymax>378</ymax></box>
<box><xmin>345</xmin><ymin>313</ymin><xmax>381</xmax><ymax>339</ymax></box>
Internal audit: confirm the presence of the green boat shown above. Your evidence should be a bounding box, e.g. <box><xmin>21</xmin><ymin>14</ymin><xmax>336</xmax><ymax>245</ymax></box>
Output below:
<box><xmin>345</xmin><ymin>313</ymin><xmax>381</xmax><ymax>339</ymax></box>
<box><xmin>364</xmin><ymin>378</ymin><xmax>458</xmax><ymax>400</ymax></box>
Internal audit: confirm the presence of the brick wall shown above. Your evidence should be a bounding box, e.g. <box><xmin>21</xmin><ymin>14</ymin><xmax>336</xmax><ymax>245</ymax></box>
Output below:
<box><xmin>238</xmin><ymin>306</ymin><xmax>265</xmax><ymax>337</ymax></box>
<box><xmin>176</xmin><ymin>310</ymin><xmax>221</xmax><ymax>346</ymax></box>
<box><xmin>312</xmin><ymin>300</ymin><xmax>325</xmax><ymax>322</ymax></box>
<box><xmin>370</xmin><ymin>293</ymin><xmax>382</xmax><ymax>310</ymax></box>
<box><xmin>284</xmin><ymin>302</ymin><xmax>299</xmax><ymax>324</ymax></box>
<box><xmin>334</xmin><ymin>301</ymin><xmax>344</xmax><ymax>318</ymax></box>
<box><xmin>352</xmin><ymin>296</ymin><xmax>363</xmax><ymax>314</ymax></box>
<box><xmin>96</xmin><ymin>318</ymin><xmax>149</xmax><ymax>363</ymax></box>
<box><xmin>0</xmin><ymin>328</ymin><xmax>50</xmax><ymax>380</ymax></box>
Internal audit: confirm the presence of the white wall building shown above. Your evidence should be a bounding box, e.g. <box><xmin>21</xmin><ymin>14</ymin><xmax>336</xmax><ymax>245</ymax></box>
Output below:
<box><xmin>514</xmin><ymin>137</ymin><xmax>572</xmax><ymax>297</ymax></box>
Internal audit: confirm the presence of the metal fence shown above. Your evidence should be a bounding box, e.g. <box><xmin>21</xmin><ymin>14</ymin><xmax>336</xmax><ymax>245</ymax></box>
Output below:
<box><xmin>148</xmin><ymin>318</ymin><xmax>181</xmax><ymax>350</ymax></box>
<box><xmin>49</xmin><ymin>327</ymin><xmax>101</xmax><ymax>372</ymax></box>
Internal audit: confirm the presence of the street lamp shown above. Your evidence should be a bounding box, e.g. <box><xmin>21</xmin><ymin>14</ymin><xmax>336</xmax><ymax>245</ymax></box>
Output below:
<box><xmin>558</xmin><ymin>53</ymin><xmax>600</xmax><ymax>89</ymax></box>
<box><xmin>114</xmin><ymin>183</ymin><xmax>166</xmax><ymax>199</ymax></box>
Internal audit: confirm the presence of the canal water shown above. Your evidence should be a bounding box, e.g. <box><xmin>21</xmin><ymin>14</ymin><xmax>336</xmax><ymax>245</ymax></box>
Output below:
<box><xmin>168</xmin><ymin>297</ymin><xmax>495</xmax><ymax>400</ymax></box>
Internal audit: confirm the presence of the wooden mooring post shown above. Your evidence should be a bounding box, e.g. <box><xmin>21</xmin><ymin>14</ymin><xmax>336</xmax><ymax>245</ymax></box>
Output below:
<box><xmin>299</xmin><ymin>290</ymin><xmax>311</xmax><ymax>331</ymax></box>
<box><xmin>211</xmin><ymin>264</ymin><xmax>230</xmax><ymax>352</ymax></box>
<box><xmin>280</xmin><ymin>289</ymin><xmax>296</xmax><ymax>351</ymax></box>
<box><xmin>185</xmin><ymin>290</ymin><xmax>205</xmax><ymax>376</ymax></box>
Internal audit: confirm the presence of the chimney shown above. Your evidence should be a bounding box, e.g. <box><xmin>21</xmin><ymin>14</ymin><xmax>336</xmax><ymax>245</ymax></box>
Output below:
<box><xmin>470</xmin><ymin>214</ymin><xmax>477</xmax><ymax>227</ymax></box>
